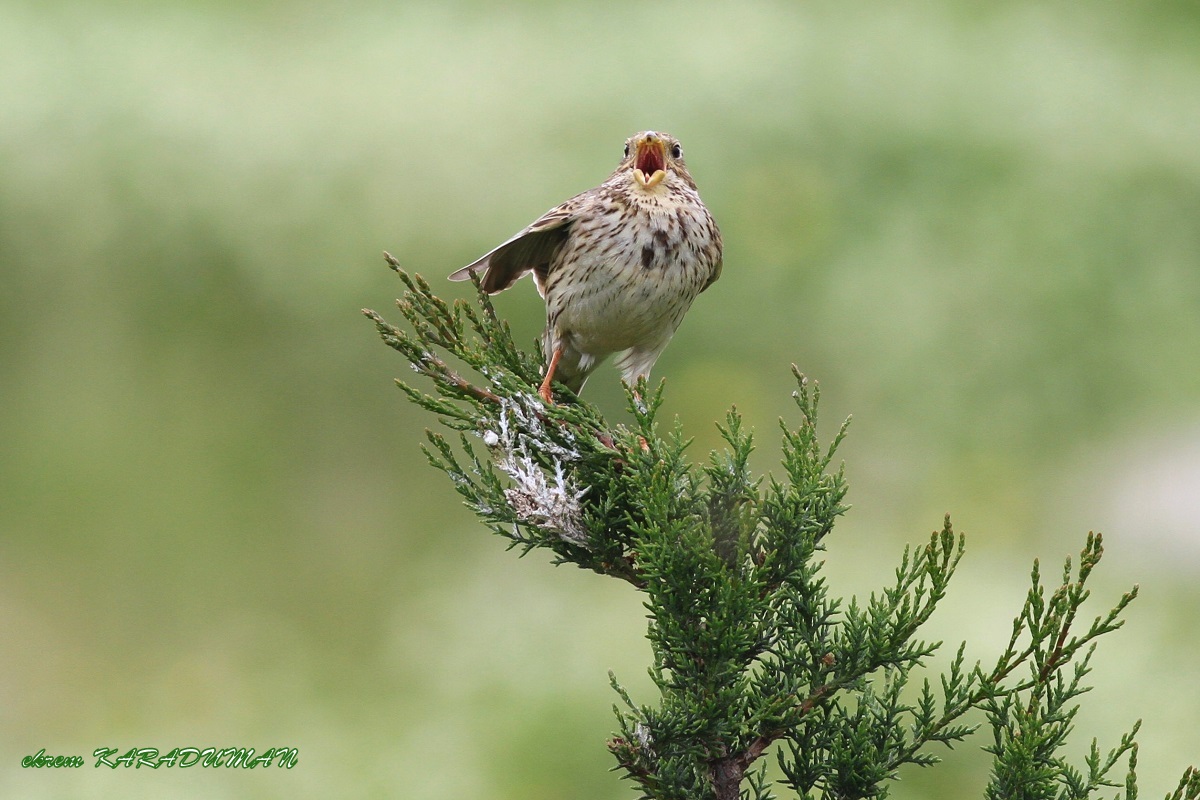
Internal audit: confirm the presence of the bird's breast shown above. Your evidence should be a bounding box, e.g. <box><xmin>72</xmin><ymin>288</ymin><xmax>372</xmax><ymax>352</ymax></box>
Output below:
<box><xmin>544</xmin><ymin>193</ymin><xmax>720</xmax><ymax>354</ymax></box>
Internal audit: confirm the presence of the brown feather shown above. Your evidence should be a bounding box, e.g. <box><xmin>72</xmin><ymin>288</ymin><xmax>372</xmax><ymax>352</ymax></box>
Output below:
<box><xmin>448</xmin><ymin>206</ymin><xmax>576</xmax><ymax>294</ymax></box>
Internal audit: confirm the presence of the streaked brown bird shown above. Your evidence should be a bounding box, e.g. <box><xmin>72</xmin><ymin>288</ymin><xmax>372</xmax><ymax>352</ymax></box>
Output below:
<box><xmin>449</xmin><ymin>130</ymin><xmax>723</xmax><ymax>403</ymax></box>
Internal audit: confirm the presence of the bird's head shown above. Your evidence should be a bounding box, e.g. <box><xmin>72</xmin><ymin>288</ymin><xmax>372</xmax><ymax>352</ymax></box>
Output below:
<box><xmin>620</xmin><ymin>131</ymin><xmax>691</xmax><ymax>191</ymax></box>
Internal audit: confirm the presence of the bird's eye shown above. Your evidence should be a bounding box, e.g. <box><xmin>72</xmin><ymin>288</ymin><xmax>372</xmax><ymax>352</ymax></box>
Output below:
<box><xmin>671</xmin><ymin>143</ymin><xmax>682</xmax><ymax>158</ymax></box>
<box><xmin>623</xmin><ymin>143</ymin><xmax>630</xmax><ymax>158</ymax></box>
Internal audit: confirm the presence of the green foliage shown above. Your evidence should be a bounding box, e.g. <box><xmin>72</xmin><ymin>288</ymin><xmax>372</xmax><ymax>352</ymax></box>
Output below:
<box><xmin>366</xmin><ymin>263</ymin><xmax>1198</xmax><ymax>800</ymax></box>
<box><xmin>981</xmin><ymin>537</ymin><xmax>1141</xmax><ymax>800</ymax></box>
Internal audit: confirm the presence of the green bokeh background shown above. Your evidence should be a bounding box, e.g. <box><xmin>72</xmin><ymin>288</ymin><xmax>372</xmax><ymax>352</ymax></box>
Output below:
<box><xmin>3</xmin><ymin>1</ymin><xmax>1198</xmax><ymax>797</ymax></box>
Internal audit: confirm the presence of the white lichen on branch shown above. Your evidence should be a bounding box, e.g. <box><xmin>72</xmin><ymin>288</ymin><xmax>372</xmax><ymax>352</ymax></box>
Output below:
<box><xmin>481</xmin><ymin>394</ymin><xmax>588</xmax><ymax>546</ymax></box>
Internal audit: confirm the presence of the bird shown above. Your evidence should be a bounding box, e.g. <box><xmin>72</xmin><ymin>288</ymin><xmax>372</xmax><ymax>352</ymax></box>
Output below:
<box><xmin>449</xmin><ymin>130</ymin><xmax>723</xmax><ymax>404</ymax></box>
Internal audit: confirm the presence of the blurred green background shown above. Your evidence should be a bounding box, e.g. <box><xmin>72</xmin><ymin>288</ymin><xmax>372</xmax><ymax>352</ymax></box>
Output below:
<box><xmin>3</xmin><ymin>1</ymin><xmax>1199</xmax><ymax>797</ymax></box>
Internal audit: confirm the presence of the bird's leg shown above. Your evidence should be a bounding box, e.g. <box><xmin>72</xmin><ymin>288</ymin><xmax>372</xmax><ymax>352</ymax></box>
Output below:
<box><xmin>538</xmin><ymin>345</ymin><xmax>563</xmax><ymax>405</ymax></box>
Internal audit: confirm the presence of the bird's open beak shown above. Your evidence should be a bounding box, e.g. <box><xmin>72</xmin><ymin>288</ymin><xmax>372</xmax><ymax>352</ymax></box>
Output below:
<box><xmin>632</xmin><ymin>134</ymin><xmax>667</xmax><ymax>189</ymax></box>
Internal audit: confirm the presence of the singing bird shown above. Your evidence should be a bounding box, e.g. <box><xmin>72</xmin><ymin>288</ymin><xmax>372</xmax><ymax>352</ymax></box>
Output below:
<box><xmin>449</xmin><ymin>131</ymin><xmax>722</xmax><ymax>403</ymax></box>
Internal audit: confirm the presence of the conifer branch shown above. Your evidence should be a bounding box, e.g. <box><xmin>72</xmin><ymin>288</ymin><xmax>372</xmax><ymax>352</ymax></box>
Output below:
<box><xmin>367</xmin><ymin>258</ymin><xmax>1195</xmax><ymax>800</ymax></box>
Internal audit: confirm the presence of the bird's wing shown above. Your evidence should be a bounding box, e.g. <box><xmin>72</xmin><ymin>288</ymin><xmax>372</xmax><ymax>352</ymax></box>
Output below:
<box><xmin>448</xmin><ymin>203</ymin><xmax>577</xmax><ymax>294</ymax></box>
<box><xmin>700</xmin><ymin>255</ymin><xmax>723</xmax><ymax>293</ymax></box>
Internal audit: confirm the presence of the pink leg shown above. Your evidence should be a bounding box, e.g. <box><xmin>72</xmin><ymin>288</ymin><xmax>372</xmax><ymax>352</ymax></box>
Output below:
<box><xmin>539</xmin><ymin>346</ymin><xmax>563</xmax><ymax>404</ymax></box>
